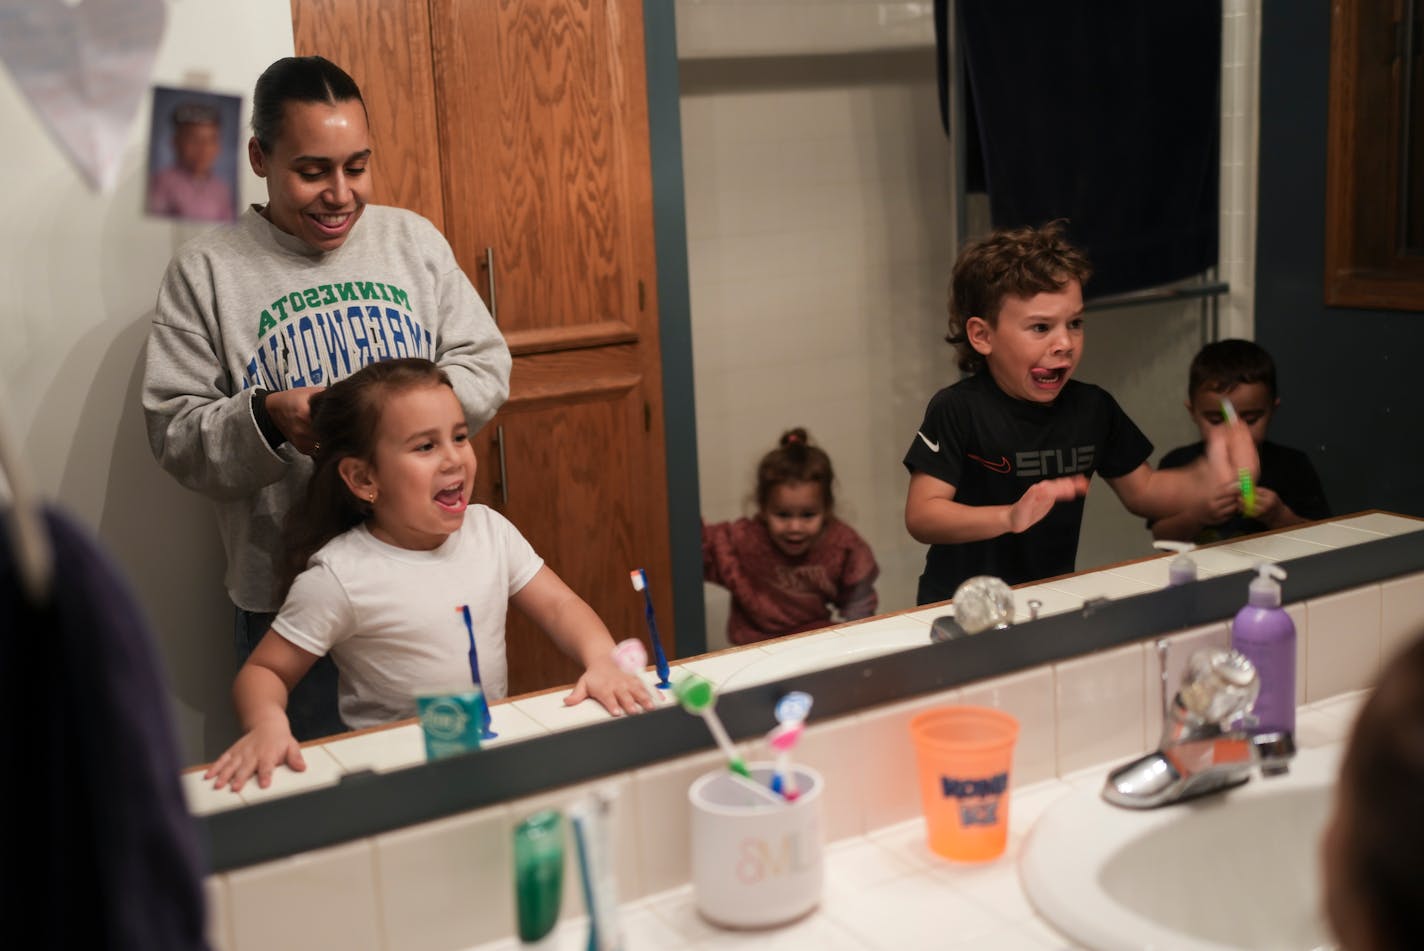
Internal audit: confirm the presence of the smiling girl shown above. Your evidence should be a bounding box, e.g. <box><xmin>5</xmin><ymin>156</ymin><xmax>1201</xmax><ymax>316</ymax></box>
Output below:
<box><xmin>703</xmin><ymin>429</ymin><xmax>878</xmax><ymax>646</ymax></box>
<box><xmin>206</xmin><ymin>359</ymin><xmax>653</xmax><ymax>792</ymax></box>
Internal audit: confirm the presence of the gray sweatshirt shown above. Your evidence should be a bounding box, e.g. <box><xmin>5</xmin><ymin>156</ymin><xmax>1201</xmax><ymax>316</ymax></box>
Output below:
<box><xmin>142</xmin><ymin>205</ymin><xmax>511</xmax><ymax>611</ymax></box>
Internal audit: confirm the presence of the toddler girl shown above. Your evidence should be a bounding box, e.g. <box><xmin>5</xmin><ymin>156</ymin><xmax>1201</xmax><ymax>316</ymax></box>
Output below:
<box><xmin>207</xmin><ymin>359</ymin><xmax>652</xmax><ymax>791</ymax></box>
<box><xmin>703</xmin><ymin>428</ymin><xmax>879</xmax><ymax>645</ymax></box>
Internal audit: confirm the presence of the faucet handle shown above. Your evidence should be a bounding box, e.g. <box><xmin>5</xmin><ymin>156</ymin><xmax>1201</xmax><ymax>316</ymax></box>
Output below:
<box><xmin>1177</xmin><ymin>649</ymin><xmax>1260</xmax><ymax>727</ymax></box>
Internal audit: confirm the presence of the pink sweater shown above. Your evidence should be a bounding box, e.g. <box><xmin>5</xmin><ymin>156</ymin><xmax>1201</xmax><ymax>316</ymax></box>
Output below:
<box><xmin>702</xmin><ymin>517</ymin><xmax>879</xmax><ymax>645</ymax></box>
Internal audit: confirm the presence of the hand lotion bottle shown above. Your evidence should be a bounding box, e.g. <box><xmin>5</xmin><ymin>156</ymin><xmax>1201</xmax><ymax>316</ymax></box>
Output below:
<box><xmin>1153</xmin><ymin>540</ymin><xmax>1198</xmax><ymax>586</ymax></box>
<box><xmin>1230</xmin><ymin>562</ymin><xmax>1295</xmax><ymax>734</ymax></box>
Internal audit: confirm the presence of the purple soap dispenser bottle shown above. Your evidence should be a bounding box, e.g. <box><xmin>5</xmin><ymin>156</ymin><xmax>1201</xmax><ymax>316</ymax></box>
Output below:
<box><xmin>1230</xmin><ymin>562</ymin><xmax>1295</xmax><ymax>734</ymax></box>
<box><xmin>1153</xmin><ymin>540</ymin><xmax>1198</xmax><ymax>586</ymax></box>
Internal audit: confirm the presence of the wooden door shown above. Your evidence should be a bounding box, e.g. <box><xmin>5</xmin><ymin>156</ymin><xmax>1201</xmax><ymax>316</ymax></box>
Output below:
<box><xmin>473</xmin><ymin>346</ymin><xmax>672</xmax><ymax>694</ymax></box>
<box><xmin>428</xmin><ymin>0</ymin><xmax>656</xmax><ymax>355</ymax></box>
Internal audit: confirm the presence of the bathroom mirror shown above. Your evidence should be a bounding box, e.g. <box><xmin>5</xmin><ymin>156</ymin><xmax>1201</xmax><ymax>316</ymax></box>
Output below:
<box><xmin>1</xmin><ymin>0</ymin><xmax>1415</xmax><ymax>819</ymax></box>
<box><xmin>165</xmin><ymin>0</ymin><xmax>1231</xmax><ymax>775</ymax></box>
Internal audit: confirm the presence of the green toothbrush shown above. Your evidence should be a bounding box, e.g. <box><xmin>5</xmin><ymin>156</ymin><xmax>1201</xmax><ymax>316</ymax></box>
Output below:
<box><xmin>672</xmin><ymin>675</ymin><xmax>751</xmax><ymax>778</ymax></box>
<box><xmin>1220</xmin><ymin>397</ymin><xmax>1258</xmax><ymax>517</ymax></box>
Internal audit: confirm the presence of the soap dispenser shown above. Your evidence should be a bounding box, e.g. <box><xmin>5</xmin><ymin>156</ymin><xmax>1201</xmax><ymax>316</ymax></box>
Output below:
<box><xmin>1230</xmin><ymin>562</ymin><xmax>1295</xmax><ymax>734</ymax></box>
<box><xmin>1152</xmin><ymin>541</ymin><xmax>1198</xmax><ymax>586</ymax></box>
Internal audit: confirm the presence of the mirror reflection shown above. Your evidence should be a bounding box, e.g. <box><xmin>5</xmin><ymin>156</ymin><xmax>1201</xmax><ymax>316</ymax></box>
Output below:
<box><xmin>0</xmin><ymin>0</ymin><xmax>1388</xmax><ymax>806</ymax></box>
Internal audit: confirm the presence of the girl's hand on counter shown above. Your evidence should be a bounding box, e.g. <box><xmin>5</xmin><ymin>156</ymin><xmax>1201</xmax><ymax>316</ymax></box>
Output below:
<box><xmin>204</xmin><ymin>716</ymin><xmax>307</xmax><ymax>793</ymax></box>
<box><xmin>565</xmin><ymin>655</ymin><xmax>656</xmax><ymax>716</ymax></box>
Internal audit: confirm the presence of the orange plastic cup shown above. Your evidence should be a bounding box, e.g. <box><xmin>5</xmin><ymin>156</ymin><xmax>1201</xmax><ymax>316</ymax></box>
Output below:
<box><xmin>909</xmin><ymin>706</ymin><xmax>1020</xmax><ymax>862</ymax></box>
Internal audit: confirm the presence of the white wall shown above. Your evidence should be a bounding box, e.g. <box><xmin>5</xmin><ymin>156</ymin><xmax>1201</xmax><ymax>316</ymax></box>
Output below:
<box><xmin>677</xmin><ymin>9</ymin><xmax>956</xmax><ymax>647</ymax></box>
<box><xmin>0</xmin><ymin>1</ymin><xmax>294</xmax><ymax>762</ymax></box>
<box><xmin>678</xmin><ymin>1</ymin><xmax>1261</xmax><ymax>646</ymax></box>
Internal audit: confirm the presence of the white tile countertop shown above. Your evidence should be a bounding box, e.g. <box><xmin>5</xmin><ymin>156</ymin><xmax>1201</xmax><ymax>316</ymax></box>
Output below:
<box><xmin>462</xmin><ymin>694</ymin><xmax>1365</xmax><ymax>951</ymax></box>
<box><xmin>182</xmin><ymin>512</ymin><xmax>1417</xmax><ymax>816</ymax></box>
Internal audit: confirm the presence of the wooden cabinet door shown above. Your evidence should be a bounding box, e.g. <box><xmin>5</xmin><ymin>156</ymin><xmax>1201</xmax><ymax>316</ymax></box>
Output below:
<box><xmin>428</xmin><ymin>0</ymin><xmax>657</xmax><ymax>355</ymax></box>
<box><xmin>472</xmin><ymin>346</ymin><xmax>675</xmax><ymax>695</ymax></box>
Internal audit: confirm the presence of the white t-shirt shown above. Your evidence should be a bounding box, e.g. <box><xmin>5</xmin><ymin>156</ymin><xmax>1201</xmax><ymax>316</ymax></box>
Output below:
<box><xmin>273</xmin><ymin>506</ymin><xmax>543</xmax><ymax>729</ymax></box>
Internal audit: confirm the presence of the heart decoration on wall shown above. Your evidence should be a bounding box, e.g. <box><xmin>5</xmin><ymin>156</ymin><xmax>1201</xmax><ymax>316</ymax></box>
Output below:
<box><xmin>0</xmin><ymin>0</ymin><xmax>167</xmax><ymax>192</ymax></box>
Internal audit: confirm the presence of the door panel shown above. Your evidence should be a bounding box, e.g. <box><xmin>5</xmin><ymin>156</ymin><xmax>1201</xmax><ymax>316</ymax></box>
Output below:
<box><xmin>429</xmin><ymin>0</ymin><xmax>656</xmax><ymax>352</ymax></box>
<box><xmin>476</xmin><ymin>389</ymin><xmax>671</xmax><ymax>693</ymax></box>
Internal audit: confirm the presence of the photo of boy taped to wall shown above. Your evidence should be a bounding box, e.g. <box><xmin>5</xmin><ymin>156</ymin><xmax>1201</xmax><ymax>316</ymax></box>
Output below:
<box><xmin>146</xmin><ymin>87</ymin><xmax>240</xmax><ymax>224</ymax></box>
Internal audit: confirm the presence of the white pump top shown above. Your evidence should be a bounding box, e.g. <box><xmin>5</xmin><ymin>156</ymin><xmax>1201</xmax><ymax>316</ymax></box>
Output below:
<box><xmin>1248</xmin><ymin>562</ymin><xmax>1288</xmax><ymax>607</ymax></box>
<box><xmin>1153</xmin><ymin>540</ymin><xmax>1198</xmax><ymax>585</ymax></box>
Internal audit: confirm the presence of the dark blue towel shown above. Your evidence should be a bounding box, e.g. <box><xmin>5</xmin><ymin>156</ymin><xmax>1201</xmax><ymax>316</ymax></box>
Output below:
<box><xmin>950</xmin><ymin>2</ymin><xmax>1222</xmax><ymax>297</ymax></box>
<box><xmin>0</xmin><ymin>508</ymin><xmax>209</xmax><ymax>950</ymax></box>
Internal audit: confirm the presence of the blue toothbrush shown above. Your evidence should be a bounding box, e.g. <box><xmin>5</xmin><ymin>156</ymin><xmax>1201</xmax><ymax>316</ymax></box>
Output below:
<box><xmin>629</xmin><ymin>568</ymin><xmax>671</xmax><ymax>689</ymax></box>
<box><xmin>458</xmin><ymin>605</ymin><xmax>497</xmax><ymax>739</ymax></box>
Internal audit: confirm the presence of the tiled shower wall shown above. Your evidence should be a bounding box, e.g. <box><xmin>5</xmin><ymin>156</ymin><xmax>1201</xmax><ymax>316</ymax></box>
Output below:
<box><xmin>678</xmin><ymin>1</ymin><xmax>1264</xmax><ymax>646</ymax></box>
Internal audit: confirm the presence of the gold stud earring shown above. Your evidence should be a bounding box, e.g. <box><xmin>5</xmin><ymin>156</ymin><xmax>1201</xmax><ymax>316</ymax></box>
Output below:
<box><xmin>368</xmin><ymin>493</ymin><xmax>376</xmax><ymax>503</ymax></box>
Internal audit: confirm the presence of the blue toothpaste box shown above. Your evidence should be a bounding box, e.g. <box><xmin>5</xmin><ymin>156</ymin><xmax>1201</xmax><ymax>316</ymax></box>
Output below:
<box><xmin>416</xmin><ymin>687</ymin><xmax>485</xmax><ymax>760</ymax></box>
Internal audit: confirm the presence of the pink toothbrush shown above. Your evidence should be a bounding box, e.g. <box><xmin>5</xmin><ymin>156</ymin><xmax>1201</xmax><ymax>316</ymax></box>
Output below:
<box><xmin>767</xmin><ymin>721</ymin><xmax>805</xmax><ymax>801</ymax></box>
<box><xmin>769</xmin><ymin>691</ymin><xmax>813</xmax><ymax>800</ymax></box>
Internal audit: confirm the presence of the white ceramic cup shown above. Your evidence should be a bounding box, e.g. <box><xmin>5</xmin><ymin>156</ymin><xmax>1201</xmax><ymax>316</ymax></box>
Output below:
<box><xmin>688</xmin><ymin>762</ymin><xmax>824</xmax><ymax>929</ymax></box>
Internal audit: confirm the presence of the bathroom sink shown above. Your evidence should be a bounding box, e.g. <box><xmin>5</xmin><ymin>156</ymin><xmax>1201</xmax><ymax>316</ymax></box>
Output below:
<box><xmin>1020</xmin><ymin>744</ymin><xmax>1340</xmax><ymax>951</ymax></box>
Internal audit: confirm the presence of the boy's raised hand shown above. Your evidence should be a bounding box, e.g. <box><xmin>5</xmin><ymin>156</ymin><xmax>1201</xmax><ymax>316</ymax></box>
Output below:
<box><xmin>1009</xmin><ymin>475</ymin><xmax>1090</xmax><ymax>534</ymax></box>
<box><xmin>203</xmin><ymin>715</ymin><xmax>306</xmax><ymax>793</ymax></box>
<box><xmin>1209</xmin><ymin>398</ymin><xmax>1261</xmax><ymax>481</ymax></box>
<box><xmin>565</xmin><ymin>654</ymin><xmax>656</xmax><ymax>716</ymax></box>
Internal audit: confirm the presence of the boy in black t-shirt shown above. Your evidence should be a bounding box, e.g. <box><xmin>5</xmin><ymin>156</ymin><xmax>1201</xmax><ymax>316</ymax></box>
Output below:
<box><xmin>903</xmin><ymin>223</ymin><xmax>1258</xmax><ymax>605</ymax></box>
<box><xmin>1150</xmin><ymin>339</ymin><xmax>1330</xmax><ymax>544</ymax></box>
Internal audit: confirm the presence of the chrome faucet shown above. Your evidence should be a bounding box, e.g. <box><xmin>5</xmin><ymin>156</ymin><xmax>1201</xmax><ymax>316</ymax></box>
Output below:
<box><xmin>930</xmin><ymin>575</ymin><xmax>1014</xmax><ymax>642</ymax></box>
<box><xmin>1102</xmin><ymin>644</ymin><xmax>1296</xmax><ymax>809</ymax></box>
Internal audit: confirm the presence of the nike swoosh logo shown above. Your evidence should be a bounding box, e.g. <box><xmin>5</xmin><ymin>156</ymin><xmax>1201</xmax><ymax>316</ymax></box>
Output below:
<box><xmin>968</xmin><ymin>453</ymin><xmax>1012</xmax><ymax>473</ymax></box>
<box><xmin>917</xmin><ymin>431</ymin><xmax>940</xmax><ymax>453</ymax></box>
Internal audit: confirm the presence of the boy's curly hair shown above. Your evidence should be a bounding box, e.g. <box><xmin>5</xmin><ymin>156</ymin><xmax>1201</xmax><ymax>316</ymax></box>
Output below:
<box><xmin>946</xmin><ymin>221</ymin><xmax>1093</xmax><ymax>374</ymax></box>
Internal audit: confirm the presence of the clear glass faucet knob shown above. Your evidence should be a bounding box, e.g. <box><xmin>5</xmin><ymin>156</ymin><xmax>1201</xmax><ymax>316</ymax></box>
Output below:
<box><xmin>951</xmin><ymin>575</ymin><xmax>1015</xmax><ymax>635</ymax></box>
<box><xmin>1177</xmin><ymin>648</ymin><xmax>1260</xmax><ymax>725</ymax></box>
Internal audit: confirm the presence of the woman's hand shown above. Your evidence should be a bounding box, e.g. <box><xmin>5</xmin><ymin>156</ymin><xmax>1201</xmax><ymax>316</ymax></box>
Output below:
<box><xmin>203</xmin><ymin>715</ymin><xmax>306</xmax><ymax>793</ymax></box>
<box><xmin>564</xmin><ymin>655</ymin><xmax>656</xmax><ymax>716</ymax></box>
<box><xmin>264</xmin><ymin>385</ymin><xmax>324</xmax><ymax>453</ymax></box>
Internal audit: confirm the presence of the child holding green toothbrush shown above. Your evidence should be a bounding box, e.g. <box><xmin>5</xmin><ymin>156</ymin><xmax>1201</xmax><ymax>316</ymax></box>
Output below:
<box><xmin>1150</xmin><ymin>339</ymin><xmax>1330</xmax><ymax>544</ymax></box>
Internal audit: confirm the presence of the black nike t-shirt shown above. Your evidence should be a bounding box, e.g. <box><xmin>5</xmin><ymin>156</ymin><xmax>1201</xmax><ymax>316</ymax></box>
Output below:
<box><xmin>903</xmin><ymin>372</ymin><xmax>1153</xmax><ymax>604</ymax></box>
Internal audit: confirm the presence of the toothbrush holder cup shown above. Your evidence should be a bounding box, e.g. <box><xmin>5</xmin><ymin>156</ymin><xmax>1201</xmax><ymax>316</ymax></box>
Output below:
<box><xmin>688</xmin><ymin>762</ymin><xmax>825</xmax><ymax>929</ymax></box>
